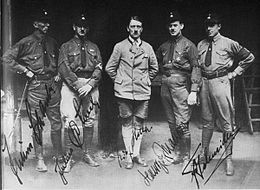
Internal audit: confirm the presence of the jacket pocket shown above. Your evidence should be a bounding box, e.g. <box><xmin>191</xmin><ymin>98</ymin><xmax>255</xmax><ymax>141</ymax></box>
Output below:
<box><xmin>216</xmin><ymin>50</ymin><xmax>229</xmax><ymax>63</ymax></box>
<box><xmin>114</xmin><ymin>77</ymin><xmax>123</xmax><ymax>85</ymax></box>
<box><xmin>68</xmin><ymin>51</ymin><xmax>80</xmax><ymax>63</ymax></box>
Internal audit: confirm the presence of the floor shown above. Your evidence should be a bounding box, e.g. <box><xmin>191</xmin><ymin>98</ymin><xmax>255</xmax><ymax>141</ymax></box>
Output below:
<box><xmin>2</xmin><ymin>116</ymin><xmax>260</xmax><ymax>190</ymax></box>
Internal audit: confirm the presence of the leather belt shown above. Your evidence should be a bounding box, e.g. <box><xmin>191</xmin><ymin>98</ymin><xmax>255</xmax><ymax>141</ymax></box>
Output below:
<box><xmin>75</xmin><ymin>71</ymin><xmax>92</xmax><ymax>78</ymax></box>
<box><xmin>35</xmin><ymin>73</ymin><xmax>54</xmax><ymax>80</ymax></box>
<box><xmin>202</xmin><ymin>70</ymin><xmax>228</xmax><ymax>80</ymax></box>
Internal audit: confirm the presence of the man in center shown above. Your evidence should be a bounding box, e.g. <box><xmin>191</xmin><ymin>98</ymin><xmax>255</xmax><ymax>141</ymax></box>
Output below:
<box><xmin>106</xmin><ymin>16</ymin><xmax>158</xmax><ymax>169</ymax></box>
<box><xmin>156</xmin><ymin>11</ymin><xmax>201</xmax><ymax>170</ymax></box>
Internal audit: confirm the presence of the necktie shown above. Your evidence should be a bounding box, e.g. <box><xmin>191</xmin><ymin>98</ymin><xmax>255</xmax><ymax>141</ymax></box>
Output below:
<box><xmin>80</xmin><ymin>40</ymin><xmax>86</xmax><ymax>68</ymax></box>
<box><xmin>132</xmin><ymin>41</ymin><xmax>139</xmax><ymax>54</ymax></box>
<box><xmin>42</xmin><ymin>37</ymin><xmax>50</xmax><ymax>67</ymax></box>
<box><xmin>205</xmin><ymin>41</ymin><xmax>212</xmax><ymax>67</ymax></box>
<box><xmin>168</xmin><ymin>42</ymin><xmax>175</xmax><ymax>62</ymax></box>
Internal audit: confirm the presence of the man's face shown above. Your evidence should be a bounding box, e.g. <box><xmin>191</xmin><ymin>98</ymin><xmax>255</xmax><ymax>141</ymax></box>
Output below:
<box><xmin>168</xmin><ymin>21</ymin><xmax>183</xmax><ymax>37</ymax></box>
<box><xmin>127</xmin><ymin>19</ymin><xmax>143</xmax><ymax>40</ymax></box>
<box><xmin>205</xmin><ymin>23</ymin><xmax>221</xmax><ymax>38</ymax></box>
<box><xmin>34</xmin><ymin>21</ymin><xmax>50</xmax><ymax>34</ymax></box>
<box><xmin>73</xmin><ymin>25</ymin><xmax>88</xmax><ymax>37</ymax></box>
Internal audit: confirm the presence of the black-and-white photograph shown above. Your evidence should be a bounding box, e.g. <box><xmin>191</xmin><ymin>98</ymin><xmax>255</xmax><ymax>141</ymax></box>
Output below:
<box><xmin>1</xmin><ymin>0</ymin><xmax>260</xmax><ymax>189</ymax></box>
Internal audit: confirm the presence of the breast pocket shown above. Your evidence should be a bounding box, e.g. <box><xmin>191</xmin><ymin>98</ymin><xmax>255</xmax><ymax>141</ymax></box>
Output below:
<box><xmin>22</xmin><ymin>54</ymin><xmax>42</xmax><ymax>70</ymax></box>
<box><xmin>68</xmin><ymin>51</ymin><xmax>80</xmax><ymax>63</ymax></box>
<box><xmin>216</xmin><ymin>50</ymin><xmax>229</xmax><ymax>63</ymax></box>
<box><xmin>67</xmin><ymin>51</ymin><xmax>80</xmax><ymax>70</ymax></box>
<box><xmin>174</xmin><ymin>49</ymin><xmax>188</xmax><ymax>65</ymax></box>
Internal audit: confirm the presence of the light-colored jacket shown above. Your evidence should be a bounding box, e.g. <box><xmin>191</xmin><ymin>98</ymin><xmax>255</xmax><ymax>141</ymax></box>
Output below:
<box><xmin>106</xmin><ymin>38</ymin><xmax>158</xmax><ymax>100</ymax></box>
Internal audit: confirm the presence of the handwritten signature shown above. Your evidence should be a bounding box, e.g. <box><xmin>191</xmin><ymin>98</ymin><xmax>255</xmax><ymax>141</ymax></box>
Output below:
<box><xmin>182</xmin><ymin>127</ymin><xmax>240</xmax><ymax>189</ymax></box>
<box><xmin>54</xmin><ymin>148</ymin><xmax>73</xmax><ymax>185</ymax></box>
<box><xmin>133</xmin><ymin>125</ymin><xmax>152</xmax><ymax>141</ymax></box>
<box><xmin>138</xmin><ymin>137</ymin><xmax>178</xmax><ymax>186</ymax></box>
<box><xmin>2</xmin><ymin>134</ymin><xmax>33</xmax><ymax>185</ymax></box>
<box><xmin>73</xmin><ymin>96</ymin><xmax>100</xmax><ymax>124</ymax></box>
<box><xmin>68</xmin><ymin>120</ymin><xmax>84</xmax><ymax>149</ymax></box>
<box><xmin>25</xmin><ymin>83</ymin><xmax>55</xmax><ymax>146</ymax></box>
<box><xmin>117</xmin><ymin>125</ymin><xmax>153</xmax><ymax>167</ymax></box>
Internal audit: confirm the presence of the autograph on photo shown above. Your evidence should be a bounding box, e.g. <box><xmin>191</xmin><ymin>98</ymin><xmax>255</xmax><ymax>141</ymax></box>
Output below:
<box><xmin>138</xmin><ymin>137</ymin><xmax>178</xmax><ymax>186</ymax></box>
<box><xmin>73</xmin><ymin>96</ymin><xmax>100</xmax><ymax>124</ymax></box>
<box><xmin>117</xmin><ymin>125</ymin><xmax>153</xmax><ymax>168</ymax></box>
<box><xmin>25</xmin><ymin>83</ymin><xmax>56</xmax><ymax>146</ymax></box>
<box><xmin>54</xmin><ymin>148</ymin><xmax>73</xmax><ymax>185</ymax></box>
<box><xmin>2</xmin><ymin>134</ymin><xmax>33</xmax><ymax>185</ymax></box>
<box><xmin>182</xmin><ymin>127</ymin><xmax>240</xmax><ymax>189</ymax></box>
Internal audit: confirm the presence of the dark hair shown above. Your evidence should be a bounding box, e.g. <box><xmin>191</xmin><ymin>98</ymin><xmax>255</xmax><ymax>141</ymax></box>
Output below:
<box><xmin>128</xmin><ymin>16</ymin><xmax>143</xmax><ymax>25</ymax></box>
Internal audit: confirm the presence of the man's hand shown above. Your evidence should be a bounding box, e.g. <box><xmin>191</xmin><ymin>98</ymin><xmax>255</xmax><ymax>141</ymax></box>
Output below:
<box><xmin>54</xmin><ymin>75</ymin><xmax>61</xmax><ymax>82</ymax></box>
<box><xmin>228</xmin><ymin>72</ymin><xmax>237</xmax><ymax>80</ymax></box>
<box><xmin>187</xmin><ymin>91</ymin><xmax>197</xmax><ymax>105</ymax></box>
<box><xmin>78</xmin><ymin>84</ymin><xmax>92</xmax><ymax>97</ymax></box>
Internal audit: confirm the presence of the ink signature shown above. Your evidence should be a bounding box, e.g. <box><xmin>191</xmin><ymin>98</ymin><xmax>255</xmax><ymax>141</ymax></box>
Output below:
<box><xmin>182</xmin><ymin>128</ymin><xmax>240</xmax><ymax>189</ymax></box>
<box><xmin>138</xmin><ymin>137</ymin><xmax>178</xmax><ymax>186</ymax></box>
<box><xmin>68</xmin><ymin>120</ymin><xmax>84</xmax><ymax>149</ymax></box>
<box><xmin>2</xmin><ymin>134</ymin><xmax>33</xmax><ymax>185</ymax></box>
<box><xmin>54</xmin><ymin>148</ymin><xmax>73</xmax><ymax>185</ymax></box>
<box><xmin>25</xmin><ymin>83</ymin><xmax>56</xmax><ymax>146</ymax></box>
<box><xmin>73</xmin><ymin>96</ymin><xmax>100</xmax><ymax>124</ymax></box>
<box><xmin>133</xmin><ymin>125</ymin><xmax>152</xmax><ymax>141</ymax></box>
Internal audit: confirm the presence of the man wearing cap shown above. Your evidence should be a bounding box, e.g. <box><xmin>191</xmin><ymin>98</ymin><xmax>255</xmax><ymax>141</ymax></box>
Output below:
<box><xmin>106</xmin><ymin>16</ymin><xmax>158</xmax><ymax>169</ymax></box>
<box><xmin>156</xmin><ymin>11</ymin><xmax>201</xmax><ymax>170</ymax></box>
<box><xmin>198</xmin><ymin>13</ymin><xmax>255</xmax><ymax>176</ymax></box>
<box><xmin>2</xmin><ymin>9</ymin><xmax>62</xmax><ymax>172</ymax></box>
<box><xmin>58</xmin><ymin>14</ymin><xmax>102</xmax><ymax>171</ymax></box>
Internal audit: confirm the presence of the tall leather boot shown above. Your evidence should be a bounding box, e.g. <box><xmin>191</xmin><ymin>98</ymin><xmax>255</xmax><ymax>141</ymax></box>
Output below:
<box><xmin>51</xmin><ymin>129</ymin><xmax>63</xmax><ymax>159</ymax></box>
<box><xmin>63</xmin><ymin>128</ymin><xmax>74</xmax><ymax>173</ymax></box>
<box><xmin>223</xmin><ymin>132</ymin><xmax>234</xmax><ymax>176</ymax></box>
<box><xmin>169</xmin><ymin>123</ymin><xmax>182</xmax><ymax>164</ymax></box>
<box><xmin>32</xmin><ymin>134</ymin><xmax>47</xmax><ymax>172</ymax></box>
<box><xmin>177</xmin><ymin>123</ymin><xmax>191</xmax><ymax>172</ymax></box>
<box><xmin>83</xmin><ymin>127</ymin><xmax>100</xmax><ymax>167</ymax></box>
<box><xmin>200</xmin><ymin>127</ymin><xmax>213</xmax><ymax>164</ymax></box>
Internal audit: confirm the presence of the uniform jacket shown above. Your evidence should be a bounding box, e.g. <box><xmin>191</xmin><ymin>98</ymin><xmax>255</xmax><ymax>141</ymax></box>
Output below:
<box><xmin>105</xmin><ymin>38</ymin><xmax>158</xmax><ymax>100</ymax></box>
<box><xmin>2</xmin><ymin>30</ymin><xmax>59</xmax><ymax>75</ymax></box>
<box><xmin>198</xmin><ymin>33</ymin><xmax>255</xmax><ymax>75</ymax></box>
<box><xmin>58</xmin><ymin>36</ymin><xmax>102</xmax><ymax>90</ymax></box>
<box><xmin>156</xmin><ymin>34</ymin><xmax>201</xmax><ymax>92</ymax></box>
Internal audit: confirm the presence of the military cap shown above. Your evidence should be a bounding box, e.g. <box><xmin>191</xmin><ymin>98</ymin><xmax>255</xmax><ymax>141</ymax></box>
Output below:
<box><xmin>204</xmin><ymin>13</ymin><xmax>221</xmax><ymax>26</ymax></box>
<box><xmin>74</xmin><ymin>14</ymin><xmax>89</xmax><ymax>28</ymax></box>
<box><xmin>167</xmin><ymin>11</ymin><xmax>183</xmax><ymax>24</ymax></box>
<box><xmin>34</xmin><ymin>8</ymin><xmax>51</xmax><ymax>23</ymax></box>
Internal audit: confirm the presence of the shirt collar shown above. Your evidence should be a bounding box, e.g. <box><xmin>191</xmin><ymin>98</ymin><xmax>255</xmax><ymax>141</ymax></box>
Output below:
<box><xmin>73</xmin><ymin>35</ymin><xmax>87</xmax><ymax>44</ymax></box>
<box><xmin>33</xmin><ymin>30</ymin><xmax>46</xmax><ymax>40</ymax></box>
<box><xmin>128</xmin><ymin>36</ymin><xmax>142</xmax><ymax>46</ymax></box>
<box><xmin>209</xmin><ymin>33</ymin><xmax>221</xmax><ymax>42</ymax></box>
<box><xmin>169</xmin><ymin>33</ymin><xmax>183</xmax><ymax>43</ymax></box>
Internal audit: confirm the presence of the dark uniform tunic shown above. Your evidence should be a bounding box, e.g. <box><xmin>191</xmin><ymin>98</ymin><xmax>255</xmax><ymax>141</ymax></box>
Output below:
<box><xmin>2</xmin><ymin>30</ymin><xmax>62</xmax><ymax>132</ymax></box>
<box><xmin>156</xmin><ymin>34</ymin><xmax>201</xmax><ymax>126</ymax></box>
<box><xmin>58</xmin><ymin>36</ymin><xmax>102</xmax><ymax>128</ymax></box>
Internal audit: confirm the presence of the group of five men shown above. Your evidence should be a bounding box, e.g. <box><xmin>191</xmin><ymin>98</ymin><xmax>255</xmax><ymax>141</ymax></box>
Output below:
<box><xmin>2</xmin><ymin>9</ymin><xmax>254</xmax><ymax>177</ymax></box>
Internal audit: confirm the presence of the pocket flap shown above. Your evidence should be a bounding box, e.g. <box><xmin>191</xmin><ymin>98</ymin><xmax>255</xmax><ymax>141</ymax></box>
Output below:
<box><xmin>115</xmin><ymin>77</ymin><xmax>123</xmax><ymax>84</ymax></box>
